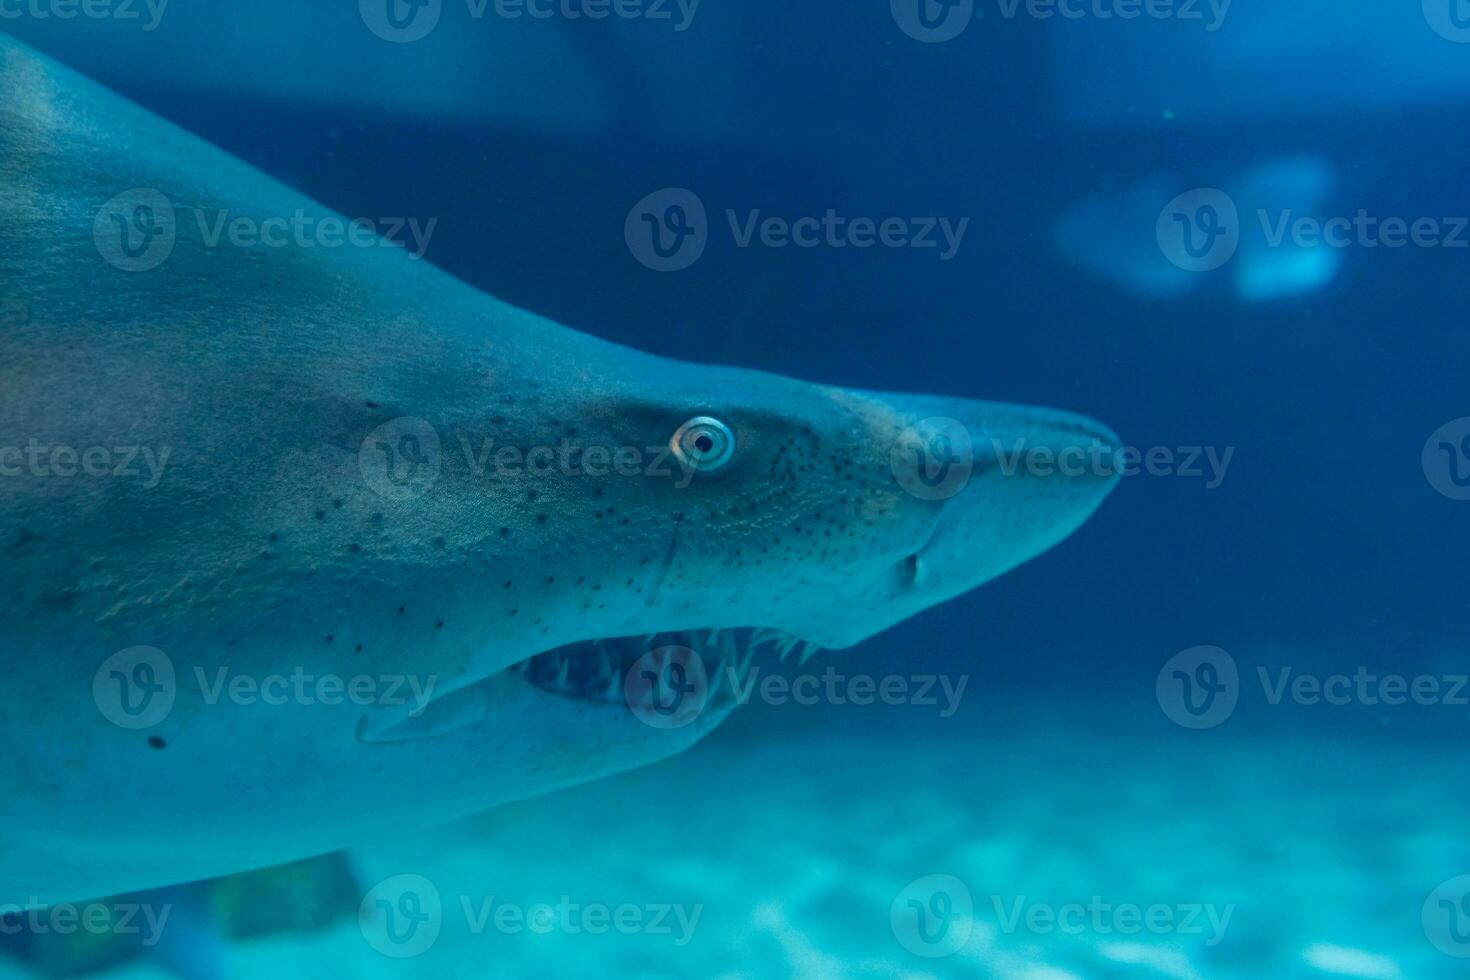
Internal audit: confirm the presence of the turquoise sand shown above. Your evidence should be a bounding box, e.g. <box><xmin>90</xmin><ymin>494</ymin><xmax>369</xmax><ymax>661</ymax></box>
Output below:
<box><xmin>4</xmin><ymin>705</ymin><xmax>1460</xmax><ymax>979</ymax></box>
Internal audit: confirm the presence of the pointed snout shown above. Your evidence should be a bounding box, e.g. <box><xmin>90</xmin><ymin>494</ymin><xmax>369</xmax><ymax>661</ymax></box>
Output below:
<box><xmin>879</xmin><ymin>394</ymin><xmax>1120</xmax><ymax>606</ymax></box>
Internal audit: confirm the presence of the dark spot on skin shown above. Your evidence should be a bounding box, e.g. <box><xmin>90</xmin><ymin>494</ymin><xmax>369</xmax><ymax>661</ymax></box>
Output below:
<box><xmin>503</xmin><ymin>580</ymin><xmax>513</xmax><ymax>589</ymax></box>
<box><xmin>398</xmin><ymin>606</ymin><xmax>406</xmax><ymax>615</ymax></box>
<box><xmin>355</xmin><ymin>644</ymin><xmax>364</xmax><ymax>653</ymax></box>
<box><xmin>527</xmin><ymin>490</ymin><xmax>538</xmax><ymax>502</ymax></box>
<box><xmin>593</xmin><ymin>488</ymin><xmax>604</xmax><ymax>498</ymax></box>
<box><xmin>546</xmin><ymin>576</ymin><xmax>554</xmax><ymax>584</ymax></box>
<box><xmin>365</xmin><ymin>401</ymin><xmax>381</xmax><ymax>409</ymax></box>
<box><xmin>576</xmin><ymin>577</ymin><xmax>585</xmax><ymax>585</ymax></box>
<box><xmin>334</xmin><ymin>499</ymin><xmax>344</xmax><ymax>509</ymax></box>
<box><xmin>268</xmin><ymin>533</ymin><xmax>279</xmax><ymax>543</ymax></box>
<box><xmin>315</xmin><ymin>510</ymin><xmax>326</xmax><ymax>521</ymax></box>
<box><xmin>509</xmin><ymin>608</ymin><xmax>518</xmax><ymax>616</ymax></box>
<box><xmin>148</xmin><ymin>736</ymin><xmax>166</xmax><ymax>750</ymax></box>
<box><xmin>9</xmin><ymin>529</ymin><xmax>42</xmax><ymax>556</ymax></box>
<box><xmin>435</xmin><ymin>621</ymin><xmax>445</xmax><ymax>630</ymax></box>
<box><xmin>433</xmin><ymin>536</ymin><xmax>446</xmax><ymax>548</ymax></box>
<box><xmin>326</xmin><ymin>635</ymin><xmax>334</xmax><ymax>644</ymax></box>
<box><xmin>500</xmin><ymin>527</ymin><xmax>511</xmax><ymax>537</ymax></box>
<box><xmin>349</xmin><ymin>543</ymin><xmax>361</xmax><ymax>553</ymax></box>
<box><xmin>536</xmin><ymin>514</ymin><xmax>548</xmax><ymax>524</ymax></box>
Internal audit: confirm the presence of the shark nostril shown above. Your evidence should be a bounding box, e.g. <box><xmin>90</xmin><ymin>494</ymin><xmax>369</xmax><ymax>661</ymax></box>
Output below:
<box><xmin>902</xmin><ymin>553</ymin><xmax>928</xmax><ymax>587</ymax></box>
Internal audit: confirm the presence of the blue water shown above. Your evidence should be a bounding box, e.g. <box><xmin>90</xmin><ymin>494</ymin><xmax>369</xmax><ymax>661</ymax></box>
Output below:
<box><xmin>5</xmin><ymin>3</ymin><xmax>1470</xmax><ymax>977</ymax></box>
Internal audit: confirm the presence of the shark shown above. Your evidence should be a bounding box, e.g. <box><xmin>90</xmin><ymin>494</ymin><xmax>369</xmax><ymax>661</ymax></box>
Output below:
<box><xmin>0</xmin><ymin>33</ymin><xmax>1120</xmax><ymax>906</ymax></box>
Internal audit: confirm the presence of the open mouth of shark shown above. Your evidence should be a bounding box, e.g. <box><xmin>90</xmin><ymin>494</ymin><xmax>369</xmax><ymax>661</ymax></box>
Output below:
<box><xmin>507</xmin><ymin>629</ymin><xmax>819</xmax><ymax>706</ymax></box>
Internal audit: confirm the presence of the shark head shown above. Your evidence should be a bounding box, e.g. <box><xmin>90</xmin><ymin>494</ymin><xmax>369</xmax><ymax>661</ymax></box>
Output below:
<box><xmin>348</xmin><ymin>339</ymin><xmax>1120</xmax><ymax>806</ymax></box>
<box><xmin>0</xmin><ymin>32</ymin><xmax>1119</xmax><ymax>902</ymax></box>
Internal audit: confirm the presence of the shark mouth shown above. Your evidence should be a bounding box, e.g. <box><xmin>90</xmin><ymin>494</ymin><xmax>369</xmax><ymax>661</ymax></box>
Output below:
<box><xmin>508</xmin><ymin>629</ymin><xmax>821</xmax><ymax>706</ymax></box>
<box><xmin>358</xmin><ymin>628</ymin><xmax>823</xmax><ymax>745</ymax></box>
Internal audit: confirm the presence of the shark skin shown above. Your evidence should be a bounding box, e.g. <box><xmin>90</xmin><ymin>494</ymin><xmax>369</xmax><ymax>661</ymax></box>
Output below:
<box><xmin>0</xmin><ymin>34</ymin><xmax>1120</xmax><ymax>906</ymax></box>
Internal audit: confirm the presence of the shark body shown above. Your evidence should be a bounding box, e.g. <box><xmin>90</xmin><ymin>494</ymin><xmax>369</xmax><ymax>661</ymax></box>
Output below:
<box><xmin>0</xmin><ymin>35</ymin><xmax>1119</xmax><ymax>905</ymax></box>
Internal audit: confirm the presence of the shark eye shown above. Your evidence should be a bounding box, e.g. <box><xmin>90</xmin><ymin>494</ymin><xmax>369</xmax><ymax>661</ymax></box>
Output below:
<box><xmin>671</xmin><ymin>416</ymin><xmax>735</xmax><ymax>472</ymax></box>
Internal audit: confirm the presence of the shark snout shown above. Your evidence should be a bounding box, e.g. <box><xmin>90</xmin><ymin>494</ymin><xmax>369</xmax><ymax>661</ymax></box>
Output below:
<box><xmin>851</xmin><ymin>393</ymin><xmax>1121</xmax><ymax>635</ymax></box>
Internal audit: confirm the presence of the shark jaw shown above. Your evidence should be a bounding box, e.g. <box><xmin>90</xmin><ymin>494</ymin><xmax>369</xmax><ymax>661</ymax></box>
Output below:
<box><xmin>511</xmin><ymin>628</ymin><xmax>815</xmax><ymax>705</ymax></box>
<box><xmin>355</xmin><ymin>625</ymin><xmax>821</xmax><ymax>743</ymax></box>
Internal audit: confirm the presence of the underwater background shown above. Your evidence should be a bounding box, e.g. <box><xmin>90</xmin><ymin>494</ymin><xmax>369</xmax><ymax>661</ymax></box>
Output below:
<box><xmin>4</xmin><ymin>2</ymin><xmax>1470</xmax><ymax>977</ymax></box>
